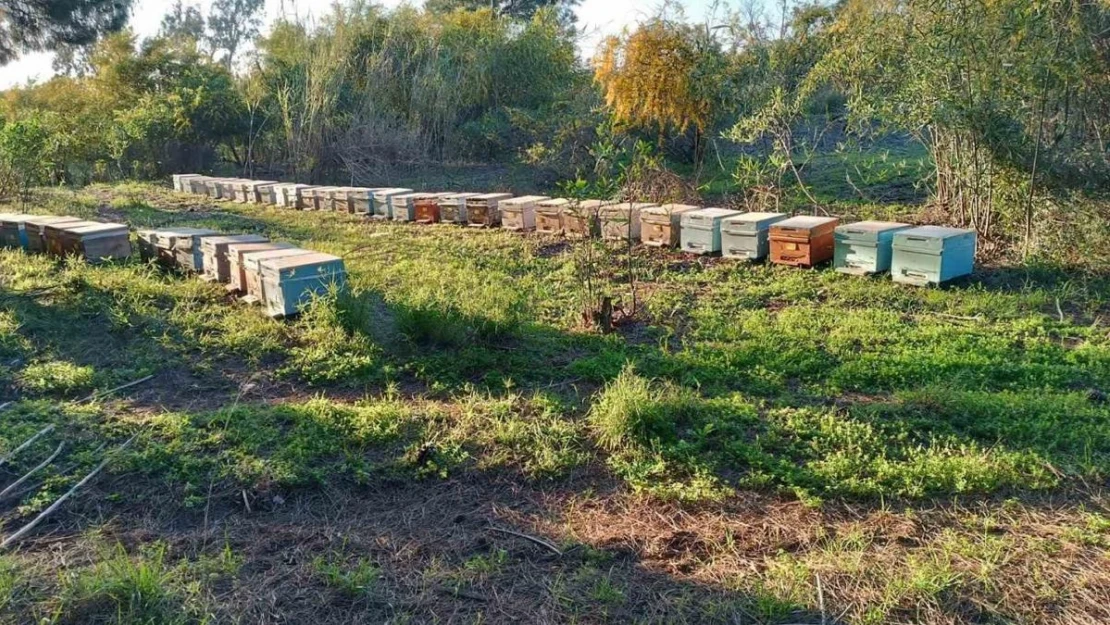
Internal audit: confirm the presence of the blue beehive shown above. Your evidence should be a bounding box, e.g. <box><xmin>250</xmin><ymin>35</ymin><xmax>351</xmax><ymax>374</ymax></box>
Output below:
<box><xmin>891</xmin><ymin>226</ymin><xmax>977</xmax><ymax>286</ymax></box>
<box><xmin>834</xmin><ymin>221</ymin><xmax>911</xmax><ymax>275</ymax></box>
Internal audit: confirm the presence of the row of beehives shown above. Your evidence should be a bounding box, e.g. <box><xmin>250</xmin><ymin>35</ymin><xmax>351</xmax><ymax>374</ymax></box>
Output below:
<box><xmin>173</xmin><ymin>175</ymin><xmax>977</xmax><ymax>285</ymax></box>
<box><xmin>0</xmin><ymin>214</ymin><xmax>131</xmax><ymax>262</ymax></box>
<box><xmin>135</xmin><ymin>226</ymin><xmax>347</xmax><ymax>318</ymax></box>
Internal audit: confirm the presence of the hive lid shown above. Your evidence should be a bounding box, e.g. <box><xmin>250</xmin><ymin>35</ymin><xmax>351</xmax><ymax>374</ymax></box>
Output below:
<box><xmin>159</xmin><ymin>227</ymin><xmax>219</xmax><ymax>237</ymax></box>
<box><xmin>229</xmin><ymin>241</ymin><xmax>296</xmax><ymax>256</ymax></box>
<box><xmin>373</xmin><ymin>188</ymin><xmax>413</xmax><ymax>198</ymax></box>
<box><xmin>441</xmin><ymin>192</ymin><xmax>481</xmax><ymax>201</ymax></box>
<box><xmin>0</xmin><ymin>213</ymin><xmax>38</xmax><ymax>224</ymax></box>
<box><xmin>893</xmin><ymin>226</ymin><xmax>977</xmax><ymax>253</ymax></box>
<box><xmin>575</xmin><ymin>199</ymin><xmax>614</xmax><ymax>210</ymax></box>
<box><xmin>647</xmin><ymin>204</ymin><xmax>699</xmax><ymax>215</ymax></box>
<box><xmin>67</xmin><ymin>222</ymin><xmax>128</xmax><ymax>236</ymax></box>
<box><xmin>470</xmin><ymin>193</ymin><xmax>513</xmax><ymax>201</ymax></box>
<box><xmin>502</xmin><ymin>195</ymin><xmax>550</xmax><ymax>207</ymax></box>
<box><xmin>261</xmin><ymin>252</ymin><xmax>344</xmax><ymax>272</ymax></box>
<box><xmin>775</xmin><ymin>215</ymin><xmax>839</xmax><ymax>229</ymax></box>
<box><xmin>242</xmin><ymin>248</ymin><xmax>313</xmax><ymax>266</ymax></box>
<box><xmin>393</xmin><ymin>192</ymin><xmax>434</xmax><ymax>202</ymax></box>
<box><xmin>683</xmin><ymin>208</ymin><xmax>743</xmax><ymax>223</ymax></box>
<box><xmin>47</xmin><ymin>220</ymin><xmax>100</xmax><ymax>231</ymax></box>
<box><xmin>896</xmin><ymin>225</ymin><xmax>974</xmax><ymax>240</ymax></box>
<box><xmin>203</xmin><ymin>234</ymin><xmax>269</xmax><ymax>248</ymax></box>
<box><xmin>537</xmin><ymin>198</ymin><xmax>571</xmax><ymax>208</ymax></box>
<box><xmin>25</xmin><ymin>216</ymin><xmax>82</xmax><ymax>227</ymax></box>
<box><xmin>837</xmin><ymin>220</ymin><xmax>910</xmax><ymax>234</ymax></box>
<box><xmin>722</xmin><ymin>212</ymin><xmax>789</xmax><ymax>233</ymax></box>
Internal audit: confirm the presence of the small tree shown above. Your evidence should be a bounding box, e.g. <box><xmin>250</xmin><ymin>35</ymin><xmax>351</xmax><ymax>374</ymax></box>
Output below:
<box><xmin>0</xmin><ymin>113</ymin><xmax>61</xmax><ymax>207</ymax></box>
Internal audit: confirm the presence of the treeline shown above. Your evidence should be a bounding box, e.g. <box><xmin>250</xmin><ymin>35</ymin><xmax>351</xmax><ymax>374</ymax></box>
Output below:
<box><xmin>2</xmin><ymin>0</ymin><xmax>1110</xmax><ymax>254</ymax></box>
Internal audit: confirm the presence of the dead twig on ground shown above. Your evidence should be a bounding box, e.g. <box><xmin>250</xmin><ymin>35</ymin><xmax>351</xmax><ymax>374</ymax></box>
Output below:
<box><xmin>78</xmin><ymin>374</ymin><xmax>156</xmax><ymax>404</ymax></box>
<box><xmin>0</xmin><ymin>425</ymin><xmax>55</xmax><ymax>467</ymax></box>
<box><xmin>0</xmin><ymin>442</ymin><xmax>64</xmax><ymax>500</ymax></box>
<box><xmin>487</xmin><ymin>526</ymin><xmax>563</xmax><ymax>556</ymax></box>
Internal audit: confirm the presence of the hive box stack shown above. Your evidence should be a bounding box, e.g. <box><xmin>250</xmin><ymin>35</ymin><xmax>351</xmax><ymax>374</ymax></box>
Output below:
<box><xmin>259</xmin><ymin>253</ymin><xmax>348</xmax><ymax>318</ymax></box>
<box><xmin>218</xmin><ymin>179</ymin><xmax>244</xmax><ymax>201</ymax></box>
<box><xmin>227</xmin><ymin>242</ymin><xmax>297</xmax><ymax>293</ymax></box>
<box><xmin>681</xmin><ymin>208</ymin><xmax>742</xmax><ymax>255</ymax></box>
<box><xmin>769</xmin><ymin>216</ymin><xmax>839</xmax><ymax>268</ymax></box>
<box><xmin>237</xmin><ymin>180</ymin><xmax>278</xmax><ymax>204</ymax></box>
<box><xmin>721</xmin><ymin>212</ymin><xmax>788</xmax><ymax>260</ymax></box>
<box><xmin>600</xmin><ymin>202</ymin><xmax>654</xmax><ymax>242</ymax></box>
<box><xmin>415</xmin><ymin>193</ymin><xmax>453</xmax><ymax>224</ymax></box>
<box><xmin>500</xmin><ymin>196</ymin><xmax>549</xmax><ymax>232</ymax></box>
<box><xmin>204</xmin><ymin>178</ymin><xmax>227</xmax><ymax>199</ymax></box>
<box><xmin>324</xmin><ymin>187</ymin><xmax>348</xmax><ymax>211</ymax></box>
<box><xmin>201</xmin><ymin>234</ymin><xmax>270</xmax><ymax>283</ymax></box>
<box><xmin>155</xmin><ymin>228</ymin><xmax>219</xmax><ymax>272</ymax></box>
<box><xmin>641</xmin><ymin>204</ymin><xmax>698</xmax><ymax>248</ymax></box>
<box><xmin>536</xmin><ymin>198</ymin><xmax>570</xmax><ymax>235</ymax></box>
<box><xmin>438</xmin><ymin>193</ymin><xmax>479</xmax><ymax>224</ymax></box>
<box><xmin>300</xmin><ymin>187</ymin><xmax>326</xmax><ymax>211</ymax></box>
<box><xmin>0</xmin><ymin>214</ymin><xmax>34</xmax><ymax>249</ymax></box>
<box><xmin>136</xmin><ymin>229</ymin><xmax>160</xmax><ymax>262</ymax></box>
<box><xmin>347</xmin><ymin>188</ymin><xmax>380</xmax><ymax>215</ymax></box>
<box><xmin>391</xmin><ymin>192</ymin><xmax>427</xmax><ymax>222</ymax></box>
<box><xmin>564</xmin><ymin>200</ymin><xmax>608</xmax><ymax>238</ymax></box>
<box><xmin>26</xmin><ymin>217</ymin><xmax>83</xmax><ymax>254</ymax></box>
<box><xmin>331</xmin><ymin>188</ymin><xmax>357</xmax><ymax>213</ymax></box>
<box><xmin>44</xmin><ymin>220</ymin><xmax>98</xmax><ymax>257</ymax></box>
<box><xmin>272</xmin><ymin>184</ymin><xmax>304</xmax><ymax>208</ymax></box>
<box><xmin>834</xmin><ymin>221</ymin><xmax>911</xmax><ymax>275</ymax></box>
<box><xmin>173</xmin><ymin>174</ymin><xmax>203</xmax><ymax>193</ymax></box>
<box><xmin>891</xmin><ymin>226</ymin><xmax>977</xmax><ymax>286</ymax></box>
<box><xmin>241</xmin><ymin>248</ymin><xmax>314</xmax><ymax>303</ymax></box>
<box><xmin>188</xmin><ymin>176</ymin><xmax>213</xmax><ymax>195</ymax></box>
<box><xmin>466</xmin><ymin>193</ymin><xmax>513</xmax><ymax>228</ymax></box>
<box><xmin>54</xmin><ymin>222</ymin><xmax>131</xmax><ymax>262</ymax></box>
<box><xmin>371</xmin><ymin>188</ymin><xmax>413</xmax><ymax>220</ymax></box>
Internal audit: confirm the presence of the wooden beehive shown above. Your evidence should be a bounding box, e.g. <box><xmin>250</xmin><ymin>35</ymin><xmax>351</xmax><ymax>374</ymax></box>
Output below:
<box><xmin>241</xmin><ymin>248</ymin><xmax>315</xmax><ymax>303</ymax></box>
<box><xmin>371</xmin><ymin>188</ymin><xmax>413</xmax><ymax>220</ymax></box>
<box><xmin>272</xmin><ymin>184</ymin><xmax>302</xmax><ymax>208</ymax></box>
<box><xmin>236</xmin><ymin>180</ymin><xmax>278</xmax><ymax>204</ymax></box>
<box><xmin>415</xmin><ymin>193</ymin><xmax>453</xmax><ymax>224</ymax></box>
<box><xmin>148</xmin><ymin>228</ymin><xmax>218</xmax><ymax>270</ymax></box>
<box><xmin>204</xmin><ymin>178</ymin><xmax>227</xmax><ymax>199</ymax></box>
<box><xmin>173</xmin><ymin>174</ymin><xmax>203</xmax><ymax>193</ymax></box>
<box><xmin>466</xmin><ymin>193</ymin><xmax>513</xmax><ymax>228</ymax></box>
<box><xmin>136</xmin><ymin>229</ymin><xmax>159</xmax><ymax>262</ymax></box>
<box><xmin>438</xmin><ymin>193</ymin><xmax>480</xmax><ymax>224</ymax></box>
<box><xmin>186</xmin><ymin>176</ymin><xmax>212</xmax><ymax>195</ymax></box>
<box><xmin>535</xmin><ymin>198</ymin><xmax>570</xmax><ymax>235</ymax></box>
<box><xmin>201</xmin><ymin>234</ymin><xmax>270</xmax><ymax>283</ymax></box>
<box><xmin>320</xmin><ymin>187</ymin><xmax>345</xmax><ymax>211</ymax></box>
<box><xmin>681</xmin><ymin>208</ymin><xmax>743</xmax><ymax>255</ymax></box>
<box><xmin>173</xmin><ymin>229</ymin><xmax>223</xmax><ymax>273</ymax></box>
<box><xmin>769</xmin><ymin>216</ymin><xmax>839</xmax><ymax>268</ymax></box>
<box><xmin>0</xmin><ymin>214</ymin><xmax>35</xmax><ymax>249</ymax></box>
<box><xmin>391</xmin><ymin>192</ymin><xmax>429</xmax><ymax>222</ymax></box>
<box><xmin>500</xmin><ymin>196</ymin><xmax>549</xmax><ymax>232</ymax></box>
<box><xmin>218</xmin><ymin>179</ymin><xmax>244</xmax><ymax>201</ymax></box>
<box><xmin>891</xmin><ymin>226</ymin><xmax>976</xmax><ymax>286</ymax></box>
<box><xmin>44</xmin><ymin>220</ymin><xmax>99</xmax><ymax>257</ymax></box>
<box><xmin>25</xmin><ymin>217</ymin><xmax>83</xmax><ymax>254</ymax></box>
<box><xmin>564</xmin><ymin>200</ymin><xmax>609</xmax><ymax>238</ymax></box>
<box><xmin>641</xmin><ymin>204</ymin><xmax>698</xmax><ymax>248</ymax></box>
<box><xmin>834</xmin><ymin>221</ymin><xmax>911</xmax><ymax>275</ymax></box>
<box><xmin>347</xmin><ymin>187</ymin><xmax>382</xmax><ymax>215</ymax></box>
<box><xmin>600</xmin><ymin>202</ymin><xmax>655</xmax><ymax>242</ymax></box>
<box><xmin>721</xmin><ymin>212</ymin><xmax>788</xmax><ymax>260</ymax></box>
<box><xmin>55</xmin><ymin>222</ymin><xmax>131</xmax><ymax>262</ymax></box>
<box><xmin>227</xmin><ymin>242</ymin><xmax>297</xmax><ymax>293</ymax></box>
<box><xmin>260</xmin><ymin>253</ymin><xmax>348</xmax><ymax>318</ymax></box>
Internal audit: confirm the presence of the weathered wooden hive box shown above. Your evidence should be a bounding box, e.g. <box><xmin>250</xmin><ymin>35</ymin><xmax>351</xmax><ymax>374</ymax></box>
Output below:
<box><xmin>321</xmin><ymin>187</ymin><xmax>347</xmax><ymax>211</ymax></box>
<box><xmin>0</xmin><ymin>214</ymin><xmax>35</xmax><ymax>249</ymax></box>
<box><xmin>347</xmin><ymin>187</ymin><xmax>383</xmax><ymax>215</ymax></box>
<box><xmin>242</xmin><ymin>248</ymin><xmax>315</xmax><ymax>303</ymax></box>
<box><xmin>834</xmin><ymin>221</ymin><xmax>911</xmax><ymax>275</ymax></box>
<box><xmin>44</xmin><ymin>220</ymin><xmax>99</xmax><ymax>257</ymax></box>
<box><xmin>136</xmin><ymin>229</ymin><xmax>159</xmax><ymax>262</ymax></box>
<box><xmin>56</xmin><ymin>222</ymin><xmax>132</xmax><ymax>262</ymax></box>
<box><xmin>147</xmin><ymin>228</ymin><xmax>214</xmax><ymax>267</ymax></box>
<box><xmin>330</xmin><ymin>187</ymin><xmax>358</xmax><ymax>213</ymax></box>
<box><xmin>500</xmin><ymin>196</ymin><xmax>549</xmax><ymax>232</ymax></box>
<box><xmin>641</xmin><ymin>204</ymin><xmax>698</xmax><ymax>248</ymax></box>
<box><xmin>438</xmin><ymin>193</ymin><xmax>479</xmax><ymax>224</ymax></box>
<box><xmin>391</xmin><ymin>192</ymin><xmax>428</xmax><ymax>222</ymax></box>
<box><xmin>769</xmin><ymin>215</ymin><xmax>839</xmax><ymax>267</ymax></box>
<box><xmin>371</xmin><ymin>188</ymin><xmax>413</xmax><ymax>220</ymax></box>
<box><xmin>186</xmin><ymin>176</ymin><xmax>212</xmax><ymax>195</ymax></box>
<box><xmin>204</xmin><ymin>178</ymin><xmax>227</xmax><ymax>199</ymax></box>
<box><xmin>219</xmin><ymin>179</ymin><xmax>246</xmax><ymax>201</ymax></box>
<box><xmin>300</xmin><ymin>187</ymin><xmax>329</xmax><ymax>211</ymax></box>
<box><xmin>227</xmin><ymin>242</ymin><xmax>297</xmax><ymax>293</ymax></box>
<box><xmin>535</xmin><ymin>198</ymin><xmax>570</xmax><ymax>235</ymax></box>
<box><xmin>238</xmin><ymin>180</ymin><xmax>278</xmax><ymax>204</ymax></box>
<box><xmin>563</xmin><ymin>200</ymin><xmax>608</xmax><ymax>238</ymax></box>
<box><xmin>721</xmin><ymin>211</ymin><xmax>789</xmax><ymax>260</ymax></box>
<box><xmin>414</xmin><ymin>193</ymin><xmax>452</xmax><ymax>223</ymax></box>
<box><xmin>155</xmin><ymin>228</ymin><xmax>219</xmax><ymax>272</ymax></box>
<box><xmin>681</xmin><ymin>208</ymin><xmax>742</xmax><ymax>255</ymax></box>
<box><xmin>201</xmin><ymin>234</ymin><xmax>270</xmax><ymax>283</ymax></box>
<box><xmin>26</xmin><ymin>217</ymin><xmax>83</xmax><ymax>254</ymax></box>
<box><xmin>272</xmin><ymin>184</ymin><xmax>302</xmax><ymax>208</ymax></box>
<box><xmin>600</xmin><ymin>203</ymin><xmax>655</xmax><ymax>242</ymax></box>
<box><xmin>260</xmin><ymin>253</ymin><xmax>348</xmax><ymax>318</ymax></box>
<box><xmin>891</xmin><ymin>226</ymin><xmax>976</xmax><ymax>286</ymax></box>
<box><xmin>466</xmin><ymin>193</ymin><xmax>513</xmax><ymax>228</ymax></box>
<box><xmin>173</xmin><ymin>174</ymin><xmax>203</xmax><ymax>193</ymax></box>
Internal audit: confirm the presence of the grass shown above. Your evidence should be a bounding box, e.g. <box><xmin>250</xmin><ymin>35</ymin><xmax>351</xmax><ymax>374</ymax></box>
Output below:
<box><xmin>0</xmin><ymin>182</ymin><xmax>1107</xmax><ymax>623</ymax></box>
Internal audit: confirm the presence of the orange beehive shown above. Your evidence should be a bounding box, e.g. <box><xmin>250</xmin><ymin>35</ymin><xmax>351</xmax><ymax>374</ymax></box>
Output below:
<box><xmin>769</xmin><ymin>216</ymin><xmax>839</xmax><ymax>268</ymax></box>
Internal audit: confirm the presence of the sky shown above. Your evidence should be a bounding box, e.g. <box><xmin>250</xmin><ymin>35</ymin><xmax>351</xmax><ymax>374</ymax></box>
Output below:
<box><xmin>0</xmin><ymin>0</ymin><xmax>733</xmax><ymax>89</ymax></box>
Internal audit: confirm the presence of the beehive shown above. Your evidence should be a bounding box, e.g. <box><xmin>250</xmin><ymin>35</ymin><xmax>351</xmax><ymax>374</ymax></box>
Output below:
<box><xmin>171</xmin><ymin>228</ymin><xmax>222</xmax><ymax>272</ymax></box>
<box><xmin>135</xmin><ymin>229</ymin><xmax>159</xmax><ymax>261</ymax></box>
<box><xmin>769</xmin><ymin>215</ymin><xmax>839</xmax><ymax>267</ymax></box>
<box><xmin>564</xmin><ymin>200</ymin><xmax>609</xmax><ymax>238</ymax></box>
<box><xmin>500</xmin><ymin>196</ymin><xmax>549</xmax><ymax>232</ymax></box>
<box><xmin>641</xmin><ymin>204</ymin><xmax>698</xmax><ymax>248</ymax></box>
<box><xmin>320</xmin><ymin>187</ymin><xmax>345</xmax><ymax>211</ymax></box>
<box><xmin>466</xmin><ymin>193</ymin><xmax>513</xmax><ymax>228</ymax></box>
<box><xmin>201</xmin><ymin>234</ymin><xmax>270</xmax><ymax>283</ymax></box>
<box><xmin>330</xmin><ymin>187</ymin><xmax>357</xmax><ymax>213</ymax></box>
<box><xmin>391</xmin><ymin>192</ymin><xmax>430</xmax><ymax>222</ymax></box>
<box><xmin>891</xmin><ymin>226</ymin><xmax>976</xmax><ymax>286</ymax></box>
<box><xmin>535</xmin><ymin>198</ymin><xmax>570</xmax><ymax>235</ymax></box>
<box><xmin>300</xmin><ymin>187</ymin><xmax>326</xmax><ymax>211</ymax></box>
<box><xmin>347</xmin><ymin>187</ymin><xmax>383</xmax><ymax>215</ymax></box>
<box><xmin>186</xmin><ymin>176</ymin><xmax>211</xmax><ymax>195</ymax></box>
<box><xmin>43</xmin><ymin>220</ymin><xmax>99</xmax><ymax>257</ymax></box>
<box><xmin>25</xmin><ymin>217</ymin><xmax>83</xmax><ymax>254</ymax></box>
<box><xmin>0</xmin><ymin>214</ymin><xmax>35</xmax><ymax>249</ymax></box>
<box><xmin>173</xmin><ymin>174</ymin><xmax>203</xmax><ymax>193</ymax></box>
<box><xmin>438</xmin><ymin>193</ymin><xmax>480</xmax><ymax>224</ymax></box>
<box><xmin>241</xmin><ymin>248</ymin><xmax>315</xmax><ymax>303</ymax></box>
<box><xmin>371</xmin><ymin>188</ymin><xmax>413</xmax><ymax>220</ymax></box>
<box><xmin>415</xmin><ymin>193</ymin><xmax>453</xmax><ymax>223</ymax></box>
<box><xmin>599</xmin><ymin>203</ymin><xmax>654</xmax><ymax>242</ymax></box>
<box><xmin>54</xmin><ymin>222</ymin><xmax>131</xmax><ymax>262</ymax></box>
<box><xmin>235</xmin><ymin>180</ymin><xmax>278</xmax><ymax>204</ymax></box>
<box><xmin>227</xmin><ymin>242</ymin><xmax>297</xmax><ymax>293</ymax></box>
<box><xmin>204</xmin><ymin>178</ymin><xmax>227</xmax><ymax>199</ymax></box>
<box><xmin>259</xmin><ymin>253</ymin><xmax>348</xmax><ymax>318</ymax></box>
<box><xmin>834</xmin><ymin>221</ymin><xmax>911</xmax><ymax>275</ymax></box>
<box><xmin>721</xmin><ymin>212</ymin><xmax>789</xmax><ymax>260</ymax></box>
<box><xmin>145</xmin><ymin>228</ymin><xmax>216</xmax><ymax>268</ymax></box>
<box><xmin>218</xmin><ymin>179</ymin><xmax>244</xmax><ymax>201</ymax></box>
<box><xmin>681</xmin><ymin>208</ymin><xmax>742</xmax><ymax>255</ymax></box>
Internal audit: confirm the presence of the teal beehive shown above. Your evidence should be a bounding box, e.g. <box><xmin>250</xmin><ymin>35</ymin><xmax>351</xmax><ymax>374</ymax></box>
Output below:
<box><xmin>721</xmin><ymin>212</ymin><xmax>788</xmax><ymax>260</ymax></box>
<box><xmin>834</xmin><ymin>221</ymin><xmax>911</xmax><ymax>275</ymax></box>
<box><xmin>681</xmin><ymin>208</ymin><xmax>742</xmax><ymax>255</ymax></box>
<box><xmin>891</xmin><ymin>226</ymin><xmax>976</xmax><ymax>286</ymax></box>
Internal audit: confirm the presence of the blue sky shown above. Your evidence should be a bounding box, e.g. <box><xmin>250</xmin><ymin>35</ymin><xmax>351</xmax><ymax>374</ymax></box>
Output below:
<box><xmin>1</xmin><ymin>0</ymin><xmax>748</xmax><ymax>88</ymax></box>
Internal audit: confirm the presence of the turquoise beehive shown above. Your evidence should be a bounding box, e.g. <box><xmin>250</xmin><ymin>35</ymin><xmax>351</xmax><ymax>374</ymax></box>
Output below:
<box><xmin>891</xmin><ymin>226</ymin><xmax>976</xmax><ymax>286</ymax></box>
<box><xmin>834</xmin><ymin>221</ymin><xmax>911</xmax><ymax>275</ymax></box>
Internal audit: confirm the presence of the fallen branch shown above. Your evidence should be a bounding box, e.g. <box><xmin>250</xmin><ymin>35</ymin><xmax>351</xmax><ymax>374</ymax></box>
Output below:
<box><xmin>78</xmin><ymin>375</ymin><xmax>155</xmax><ymax>404</ymax></box>
<box><xmin>0</xmin><ymin>442</ymin><xmax>65</xmax><ymax>500</ymax></box>
<box><xmin>1</xmin><ymin>434</ymin><xmax>136</xmax><ymax>551</ymax></box>
<box><xmin>487</xmin><ymin>526</ymin><xmax>563</xmax><ymax>556</ymax></box>
<box><xmin>0</xmin><ymin>425</ymin><xmax>55</xmax><ymax>467</ymax></box>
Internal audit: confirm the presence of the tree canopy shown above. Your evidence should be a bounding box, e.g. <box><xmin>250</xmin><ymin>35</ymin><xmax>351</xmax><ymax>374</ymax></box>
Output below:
<box><xmin>0</xmin><ymin>0</ymin><xmax>133</xmax><ymax>64</ymax></box>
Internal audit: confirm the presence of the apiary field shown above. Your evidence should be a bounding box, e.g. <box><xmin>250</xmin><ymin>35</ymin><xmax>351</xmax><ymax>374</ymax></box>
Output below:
<box><xmin>0</xmin><ymin>183</ymin><xmax>1109</xmax><ymax>624</ymax></box>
